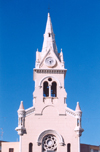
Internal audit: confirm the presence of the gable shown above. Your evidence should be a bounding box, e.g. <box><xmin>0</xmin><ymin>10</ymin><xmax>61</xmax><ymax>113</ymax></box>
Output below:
<box><xmin>39</xmin><ymin>48</ymin><xmax>63</xmax><ymax>69</ymax></box>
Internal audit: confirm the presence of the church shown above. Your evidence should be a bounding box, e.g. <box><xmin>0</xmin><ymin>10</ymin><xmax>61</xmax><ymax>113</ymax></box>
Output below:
<box><xmin>15</xmin><ymin>13</ymin><xmax>84</xmax><ymax>152</ymax></box>
<box><xmin>2</xmin><ymin>13</ymin><xmax>84</xmax><ymax>152</ymax></box>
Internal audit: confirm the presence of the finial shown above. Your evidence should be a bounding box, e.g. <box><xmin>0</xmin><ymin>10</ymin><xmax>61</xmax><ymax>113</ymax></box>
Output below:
<box><xmin>37</xmin><ymin>48</ymin><xmax>38</xmax><ymax>52</ymax></box>
<box><xmin>61</xmin><ymin>48</ymin><xmax>62</xmax><ymax>52</ymax></box>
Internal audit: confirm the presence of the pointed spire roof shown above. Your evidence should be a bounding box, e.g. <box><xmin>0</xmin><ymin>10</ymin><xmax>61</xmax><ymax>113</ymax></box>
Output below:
<box><xmin>45</xmin><ymin>13</ymin><xmax>54</xmax><ymax>35</ymax></box>
<box><xmin>19</xmin><ymin>101</ymin><xmax>25</xmax><ymax>110</ymax></box>
<box><xmin>75</xmin><ymin>102</ymin><xmax>81</xmax><ymax>111</ymax></box>
<box><xmin>42</xmin><ymin>13</ymin><xmax>58</xmax><ymax>56</ymax></box>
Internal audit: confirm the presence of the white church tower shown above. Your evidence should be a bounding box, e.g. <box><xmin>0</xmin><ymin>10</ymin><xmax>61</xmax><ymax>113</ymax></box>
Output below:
<box><xmin>16</xmin><ymin>13</ymin><xmax>84</xmax><ymax>152</ymax></box>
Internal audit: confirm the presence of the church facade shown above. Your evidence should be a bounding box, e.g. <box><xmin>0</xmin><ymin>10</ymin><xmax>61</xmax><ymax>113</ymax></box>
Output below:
<box><xmin>15</xmin><ymin>13</ymin><xmax>84</xmax><ymax>152</ymax></box>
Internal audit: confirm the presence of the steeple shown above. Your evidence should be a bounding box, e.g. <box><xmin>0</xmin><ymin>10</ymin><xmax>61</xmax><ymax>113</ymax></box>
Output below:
<box><xmin>42</xmin><ymin>13</ymin><xmax>58</xmax><ymax>56</ymax></box>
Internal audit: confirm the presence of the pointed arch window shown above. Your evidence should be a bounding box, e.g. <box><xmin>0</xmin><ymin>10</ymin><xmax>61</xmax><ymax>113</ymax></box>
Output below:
<box><xmin>43</xmin><ymin>81</ymin><xmax>49</xmax><ymax>97</ymax></box>
<box><xmin>67</xmin><ymin>143</ymin><xmax>71</xmax><ymax>152</ymax></box>
<box><xmin>51</xmin><ymin>82</ymin><xmax>57</xmax><ymax>97</ymax></box>
<box><xmin>29</xmin><ymin>143</ymin><xmax>33</xmax><ymax>152</ymax></box>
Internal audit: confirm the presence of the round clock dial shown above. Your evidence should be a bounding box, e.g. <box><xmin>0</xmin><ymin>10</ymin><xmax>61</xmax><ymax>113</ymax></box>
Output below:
<box><xmin>45</xmin><ymin>57</ymin><xmax>56</xmax><ymax>67</ymax></box>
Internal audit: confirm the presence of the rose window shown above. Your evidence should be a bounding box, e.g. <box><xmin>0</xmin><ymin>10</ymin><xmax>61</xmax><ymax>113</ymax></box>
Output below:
<box><xmin>42</xmin><ymin>134</ymin><xmax>57</xmax><ymax>151</ymax></box>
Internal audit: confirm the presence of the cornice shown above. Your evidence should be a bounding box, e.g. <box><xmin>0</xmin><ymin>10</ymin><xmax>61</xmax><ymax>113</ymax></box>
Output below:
<box><xmin>25</xmin><ymin>106</ymin><xmax>35</xmax><ymax>117</ymax></box>
<box><xmin>34</xmin><ymin>68</ymin><xmax>67</xmax><ymax>75</ymax></box>
<box><xmin>66</xmin><ymin>107</ymin><xmax>76</xmax><ymax>117</ymax></box>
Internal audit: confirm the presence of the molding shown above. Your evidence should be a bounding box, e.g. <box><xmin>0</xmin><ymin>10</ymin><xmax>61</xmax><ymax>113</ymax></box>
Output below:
<box><xmin>39</xmin><ymin>48</ymin><xmax>51</xmax><ymax>68</ymax></box>
<box><xmin>37</xmin><ymin>129</ymin><xmax>64</xmax><ymax>146</ymax></box>
<box><xmin>41</xmin><ymin>105</ymin><xmax>59</xmax><ymax>115</ymax></box>
<box><xmin>39</xmin><ymin>75</ymin><xmax>62</xmax><ymax>88</ymax></box>
<box><xmin>25</xmin><ymin>107</ymin><xmax>35</xmax><ymax>117</ymax></box>
<box><xmin>66</xmin><ymin>107</ymin><xmax>76</xmax><ymax>117</ymax></box>
<box><xmin>34</xmin><ymin>68</ymin><xmax>67</xmax><ymax>74</ymax></box>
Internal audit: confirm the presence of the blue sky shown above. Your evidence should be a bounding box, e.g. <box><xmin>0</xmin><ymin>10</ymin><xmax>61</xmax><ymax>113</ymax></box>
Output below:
<box><xmin>0</xmin><ymin>0</ymin><xmax>100</xmax><ymax>145</ymax></box>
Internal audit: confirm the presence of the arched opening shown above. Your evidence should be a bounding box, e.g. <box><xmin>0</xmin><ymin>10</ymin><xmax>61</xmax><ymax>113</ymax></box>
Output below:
<box><xmin>29</xmin><ymin>143</ymin><xmax>33</xmax><ymax>152</ymax></box>
<box><xmin>67</xmin><ymin>143</ymin><xmax>71</xmax><ymax>152</ymax></box>
<box><xmin>43</xmin><ymin>81</ymin><xmax>49</xmax><ymax>97</ymax></box>
<box><xmin>51</xmin><ymin>82</ymin><xmax>57</xmax><ymax>97</ymax></box>
<box><xmin>42</xmin><ymin>134</ymin><xmax>57</xmax><ymax>152</ymax></box>
<box><xmin>37</xmin><ymin>129</ymin><xmax>64</xmax><ymax>146</ymax></box>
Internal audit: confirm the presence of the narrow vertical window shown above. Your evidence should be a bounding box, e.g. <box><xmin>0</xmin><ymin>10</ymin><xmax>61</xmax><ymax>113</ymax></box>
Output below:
<box><xmin>43</xmin><ymin>81</ymin><xmax>49</xmax><ymax>97</ymax></box>
<box><xmin>77</xmin><ymin>119</ymin><xmax>79</xmax><ymax>126</ymax></box>
<box><xmin>48</xmin><ymin>33</ymin><xmax>51</xmax><ymax>37</ymax></box>
<box><xmin>67</xmin><ymin>143</ymin><xmax>71</xmax><ymax>152</ymax></box>
<box><xmin>51</xmin><ymin>82</ymin><xmax>57</xmax><ymax>97</ymax></box>
<box><xmin>29</xmin><ymin>143</ymin><xmax>33</xmax><ymax>152</ymax></box>
<box><xmin>21</xmin><ymin>117</ymin><xmax>23</xmax><ymax>125</ymax></box>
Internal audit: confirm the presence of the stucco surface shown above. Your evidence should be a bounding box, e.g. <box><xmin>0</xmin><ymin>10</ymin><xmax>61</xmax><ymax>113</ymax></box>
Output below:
<box><xmin>2</xmin><ymin>142</ymin><xmax>19</xmax><ymax>152</ymax></box>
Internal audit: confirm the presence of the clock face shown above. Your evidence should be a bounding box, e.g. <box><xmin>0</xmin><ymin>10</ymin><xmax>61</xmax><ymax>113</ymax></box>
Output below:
<box><xmin>45</xmin><ymin>57</ymin><xmax>56</xmax><ymax>67</ymax></box>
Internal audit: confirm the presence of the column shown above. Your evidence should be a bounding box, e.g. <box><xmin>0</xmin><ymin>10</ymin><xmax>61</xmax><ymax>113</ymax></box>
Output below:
<box><xmin>78</xmin><ymin>136</ymin><xmax>80</xmax><ymax>152</ymax></box>
<box><xmin>49</xmin><ymin>84</ymin><xmax>51</xmax><ymax>97</ymax></box>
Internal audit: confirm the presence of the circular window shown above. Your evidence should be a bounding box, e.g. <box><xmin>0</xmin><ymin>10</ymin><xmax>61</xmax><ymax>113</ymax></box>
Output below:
<box><xmin>42</xmin><ymin>134</ymin><xmax>57</xmax><ymax>151</ymax></box>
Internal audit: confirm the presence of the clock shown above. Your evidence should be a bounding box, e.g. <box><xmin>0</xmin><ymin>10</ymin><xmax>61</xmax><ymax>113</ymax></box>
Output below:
<box><xmin>45</xmin><ymin>57</ymin><xmax>56</xmax><ymax>67</ymax></box>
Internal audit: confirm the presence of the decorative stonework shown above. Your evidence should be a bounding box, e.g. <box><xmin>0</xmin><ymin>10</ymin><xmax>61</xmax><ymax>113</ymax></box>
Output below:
<box><xmin>39</xmin><ymin>75</ymin><xmax>62</xmax><ymax>88</ymax></box>
<box><xmin>37</xmin><ymin>130</ymin><xmax>64</xmax><ymax>146</ymax></box>
<box><xmin>66</xmin><ymin>107</ymin><xmax>76</xmax><ymax>117</ymax></box>
<box><xmin>42</xmin><ymin>134</ymin><xmax>57</xmax><ymax>152</ymax></box>
<box><xmin>34</xmin><ymin>69</ymin><xmax>67</xmax><ymax>75</ymax></box>
<box><xmin>25</xmin><ymin>107</ymin><xmax>35</xmax><ymax>117</ymax></box>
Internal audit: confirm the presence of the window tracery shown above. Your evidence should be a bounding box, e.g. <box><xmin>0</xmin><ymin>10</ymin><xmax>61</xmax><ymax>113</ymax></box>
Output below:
<box><xmin>42</xmin><ymin>134</ymin><xmax>57</xmax><ymax>152</ymax></box>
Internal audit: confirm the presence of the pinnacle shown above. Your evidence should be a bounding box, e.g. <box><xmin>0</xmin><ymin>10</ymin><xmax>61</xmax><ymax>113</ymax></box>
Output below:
<box><xmin>19</xmin><ymin>101</ymin><xmax>25</xmax><ymax>110</ymax></box>
<box><xmin>75</xmin><ymin>102</ymin><xmax>81</xmax><ymax>111</ymax></box>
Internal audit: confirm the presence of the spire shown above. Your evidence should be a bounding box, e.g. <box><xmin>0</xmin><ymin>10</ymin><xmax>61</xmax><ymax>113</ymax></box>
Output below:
<box><xmin>45</xmin><ymin>13</ymin><xmax>53</xmax><ymax>35</ymax></box>
<box><xmin>75</xmin><ymin>102</ymin><xmax>81</xmax><ymax>111</ymax></box>
<box><xmin>42</xmin><ymin>13</ymin><xmax>58</xmax><ymax>56</ymax></box>
<box><xmin>19</xmin><ymin>101</ymin><xmax>25</xmax><ymax>110</ymax></box>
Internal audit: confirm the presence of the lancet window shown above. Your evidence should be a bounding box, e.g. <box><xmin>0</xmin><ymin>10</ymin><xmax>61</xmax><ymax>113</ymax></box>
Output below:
<box><xmin>51</xmin><ymin>82</ymin><xmax>57</xmax><ymax>97</ymax></box>
<box><xmin>29</xmin><ymin>143</ymin><xmax>33</xmax><ymax>152</ymax></box>
<box><xmin>43</xmin><ymin>81</ymin><xmax>49</xmax><ymax>97</ymax></box>
<box><xmin>67</xmin><ymin>143</ymin><xmax>71</xmax><ymax>152</ymax></box>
